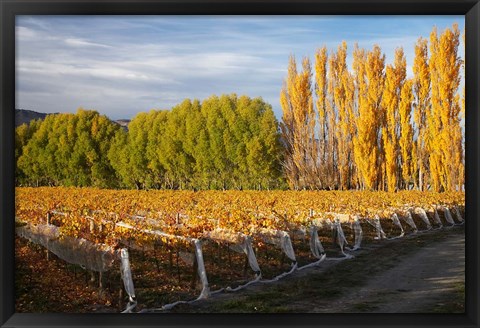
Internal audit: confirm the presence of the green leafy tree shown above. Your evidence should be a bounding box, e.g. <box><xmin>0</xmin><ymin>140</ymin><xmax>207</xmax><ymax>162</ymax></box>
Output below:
<box><xmin>18</xmin><ymin>109</ymin><xmax>121</xmax><ymax>187</ymax></box>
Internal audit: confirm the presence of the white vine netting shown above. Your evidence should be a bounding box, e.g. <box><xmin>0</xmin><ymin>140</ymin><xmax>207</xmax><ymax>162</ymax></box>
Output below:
<box><xmin>16</xmin><ymin>222</ymin><xmax>137</xmax><ymax>313</ymax></box>
<box><xmin>17</xmin><ymin>223</ymin><xmax>116</xmax><ymax>272</ymax></box>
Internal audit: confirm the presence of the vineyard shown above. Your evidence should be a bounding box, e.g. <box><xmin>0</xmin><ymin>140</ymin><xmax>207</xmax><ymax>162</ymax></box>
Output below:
<box><xmin>15</xmin><ymin>187</ymin><xmax>465</xmax><ymax>313</ymax></box>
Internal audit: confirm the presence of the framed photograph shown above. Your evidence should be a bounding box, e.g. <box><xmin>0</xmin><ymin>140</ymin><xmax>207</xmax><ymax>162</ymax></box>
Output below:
<box><xmin>1</xmin><ymin>1</ymin><xmax>479</xmax><ymax>327</ymax></box>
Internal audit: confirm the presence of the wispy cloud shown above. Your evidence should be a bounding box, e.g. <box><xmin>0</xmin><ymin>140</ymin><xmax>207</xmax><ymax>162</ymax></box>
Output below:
<box><xmin>15</xmin><ymin>26</ymin><xmax>37</xmax><ymax>39</ymax></box>
<box><xmin>64</xmin><ymin>38</ymin><xmax>112</xmax><ymax>48</ymax></box>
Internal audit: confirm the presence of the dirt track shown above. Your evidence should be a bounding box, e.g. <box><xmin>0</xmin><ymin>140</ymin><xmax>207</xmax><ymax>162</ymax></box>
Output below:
<box><xmin>171</xmin><ymin>226</ymin><xmax>465</xmax><ymax>313</ymax></box>
<box><xmin>309</xmin><ymin>229</ymin><xmax>465</xmax><ymax>313</ymax></box>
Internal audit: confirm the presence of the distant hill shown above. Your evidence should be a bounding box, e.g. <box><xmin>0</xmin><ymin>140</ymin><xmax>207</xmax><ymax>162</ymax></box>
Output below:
<box><xmin>15</xmin><ymin>109</ymin><xmax>130</xmax><ymax>130</ymax></box>
<box><xmin>115</xmin><ymin>119</ymin><xmax>130</xmax><ymax>130</ymax></box>
<box><xmin>15</xmin><ymin>109</ymin><xmax>51</xmax><ymax>127</ymax></box>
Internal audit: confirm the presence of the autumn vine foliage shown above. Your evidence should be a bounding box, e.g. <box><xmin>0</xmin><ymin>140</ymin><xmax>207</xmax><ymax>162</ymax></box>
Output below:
<box><xmin>16</xmin><ymin>186</ymin><xmax>465</xmax><ymax>244</ymax></box>
<box><xmin>280</xmin><ymin>23</ymin><xmax>464</xmax><ymax>192</ymax></box>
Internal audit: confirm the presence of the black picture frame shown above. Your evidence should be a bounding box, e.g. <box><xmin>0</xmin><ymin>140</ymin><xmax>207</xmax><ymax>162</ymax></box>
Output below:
<box><xmin>1</xmin><ymin>1</ymin><xmax>479</xmax><ymax>327</ymax></box>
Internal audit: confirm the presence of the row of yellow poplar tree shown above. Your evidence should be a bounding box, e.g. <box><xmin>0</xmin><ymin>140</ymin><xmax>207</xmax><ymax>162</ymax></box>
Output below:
<box><xmin>280</xmin><ymin>23</ymin><xmax>464</xmax><ymax>192</ymax></box>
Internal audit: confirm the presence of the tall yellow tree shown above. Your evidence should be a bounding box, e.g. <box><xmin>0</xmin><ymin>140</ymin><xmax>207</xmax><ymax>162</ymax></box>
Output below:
<box><xmin>280</xmin><ymin>56</ymin><xmax>298</xmax><ymax>188</ymax></box>
<box><xmin>293</xmin><ymin>57</ymin><xmax>315</xmax><ymax>188</ymax></box>
<box><xmin>398</xmin><ymin>79</ymin><xmax>414</xmax><ymax>187</ymax></box>
<box><xmin>352</xmin><ymin>44</ymin><xmax>367</xmax><ymax>189</ymax></box>
<box><xmin>427</xmin><ymin>26</ymin><xmax>442</xmax><ymax>191</ymax></box>
<box><xmin>353</xmin><ymin>44</ymin><xmax>385</xmax><ymax>190</ymax></box>
<box><xmin>280</xmin><ymin>56</ymin><xmax>315</xmax><ymax>189</ymax></box>
<box><xmin>460</xmin><ymin>28</ymin><xmax>465</xmax><ymax>189</ymax></box>
<box><xmin>333</xmin><ymin>41</ymin><xmax>355</xmax><ymax>190</ymax></box>
<box><xmin>345</xmin><ymin>69</ymin><xmax>357</xmax><ymax>189</ymax></box>
<box><xmin>314</xmin><ymin>46</ymin><xmax>328</xmax><ymax>188</ymax></box>
<box><xmin>326</xmin><ymin>53</ymin><xmax>338</xmax><ymax>188</ymax></box>
<box><xmin>382</xmin><ymin>47</ymin><xmax>406</xmax><ymax>191</ymax></box>
<box><xmin>412</xmin><ymin>37</ymin><xmax>430</xmax><ymax>191</ymax></box>
<box><xmin>428</xmin><ymin>24</ymin><xmax>463</xmax><ymax>191</ymax></box>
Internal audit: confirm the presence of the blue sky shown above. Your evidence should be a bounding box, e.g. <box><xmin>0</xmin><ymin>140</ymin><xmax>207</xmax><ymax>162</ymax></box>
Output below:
<box><xmin>16</xmin><ymin>15</ymin><xmax>464</xmax><ymax>120</ymax></box>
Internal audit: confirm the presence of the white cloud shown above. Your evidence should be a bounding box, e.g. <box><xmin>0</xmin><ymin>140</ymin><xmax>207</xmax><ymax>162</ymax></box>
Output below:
<box><xmin>15</xmin><ymin>26</ymin><xmax>36</xmax><ymax>39</ymax></box>
<box><xmin>65</xmin><ymin>38</ymin><xmax>112</xmax><ymax>49</ymax></box>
